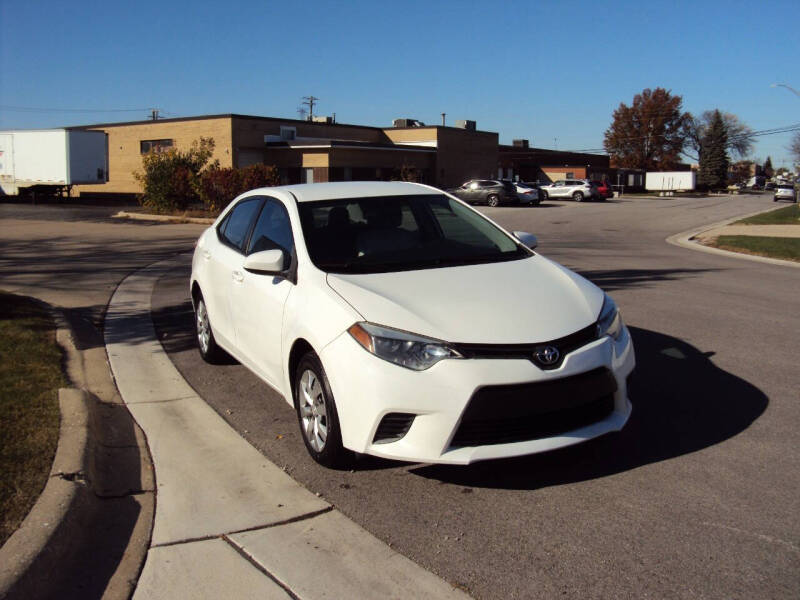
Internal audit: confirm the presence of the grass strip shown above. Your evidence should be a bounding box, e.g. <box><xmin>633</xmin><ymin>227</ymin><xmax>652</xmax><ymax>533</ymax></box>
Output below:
<box><xmin>712</xmin><ymin>235</ymin><xmax>800</xmax><ymax>262</ymax></box>
<box><xmin>734</xmin><ymin>204</ymin><xmax>799</xmax><ymax>225</ymax></box>
<box><xmin>0</xmin><ymin>292</ymin><xmax>65</xmax><ymax>546</ymax></box>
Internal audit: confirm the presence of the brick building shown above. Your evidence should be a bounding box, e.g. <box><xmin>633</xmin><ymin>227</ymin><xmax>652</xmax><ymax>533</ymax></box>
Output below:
<box><xmin>69</xmin><ymin>114</ymin><xmax>499</xmax><ymax>196</ymax></box>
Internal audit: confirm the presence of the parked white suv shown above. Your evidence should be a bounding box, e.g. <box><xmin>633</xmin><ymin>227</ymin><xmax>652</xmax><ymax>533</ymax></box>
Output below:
<box><xmin>540</xmin><ymin>179</ymin><xmax>599</xmax><ymax>202</ymax></box>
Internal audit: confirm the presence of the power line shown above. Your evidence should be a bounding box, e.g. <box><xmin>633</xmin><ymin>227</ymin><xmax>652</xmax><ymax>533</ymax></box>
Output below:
<box><xmin>0</xmin><ymin>105</ymin><xmax>155</xmax><ymax>113</ymax></box>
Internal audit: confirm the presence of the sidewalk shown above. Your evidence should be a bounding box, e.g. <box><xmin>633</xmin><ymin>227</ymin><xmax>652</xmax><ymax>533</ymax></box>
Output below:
<box><xmin>105</xmin><ymin>257</ymin><xmax>469</xmax><ymax>599</ymax></box>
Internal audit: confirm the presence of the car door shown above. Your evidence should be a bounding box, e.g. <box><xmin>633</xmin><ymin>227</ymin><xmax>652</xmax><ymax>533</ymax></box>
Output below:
<box><xmin>463</xmin><ymin>180</ymin><xmax>480</xmax><ymax>203</ymax></box>
<box><xmin>229</xmin><ymin>197</ymin><xmax>295</xmax><ymax>387</ymax></box>
<box><xmin>550</xmin><ymin>180</ymin><xmax>564</xmax><ymax>197</ymax></box>
<box><xmin>206</xmin><ymin>197</ymin><xmax>264</xmax><ymax>349</ymax></box>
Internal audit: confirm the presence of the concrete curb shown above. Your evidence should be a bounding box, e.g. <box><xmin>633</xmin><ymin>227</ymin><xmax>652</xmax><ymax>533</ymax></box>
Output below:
<box><xmin>114</xmin><ymin>211</ymin><xmax>216</xmax><ymax>225</ymax></box>
<box><xmin>0</xmin><ymin>389</ymin><xmax>91</xmax><ymax>598</ymax></box>
<box><xmin>665</xmin><ymin>204</ymin><xmax>800</xmax><ymax>269</ymax></box>
<box><xmin>106</xmin><ymin>257</ymin><xmax>470</xmax><ymax>599</ymax></box>
<box><xmin>0</xmin><ymin>300</ymin><xmax>154</xmax><ymax>599</ymax></box>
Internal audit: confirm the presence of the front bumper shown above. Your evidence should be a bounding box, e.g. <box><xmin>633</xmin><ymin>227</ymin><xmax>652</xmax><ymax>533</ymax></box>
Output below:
<box><xmin>319</xmin><ymin>325</ymin><xmax>635</xmax><ymax>464</ymax></box>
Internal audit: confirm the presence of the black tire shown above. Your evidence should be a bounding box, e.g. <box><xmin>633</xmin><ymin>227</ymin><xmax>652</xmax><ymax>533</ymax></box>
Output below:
<box><xmin>541</xmin><ymin>191</ymin><xmax>548</xmax><ymax>201</ymax></box>
<box><xmin>487</xmin><ymin>194</ymin><xmax>500</xmax><ymax>207</ymax></box>
<box><xmin>572</xmin><ymin>192</ymin><xmax>584</xmax><ymax>202</ymax></box>
<box><xmin>773</xmin><ymin>196</ymin><xmax>778</xmax><ymax>202</ymax></box>
<box><xmin>294</xmin><ymin>351</ymin><xmax>350</xmax><ymax>468</ymax></box>
<box><xmin>194</xmin><ymin>294</ymin><xmax>226</xmax><ymax>364</ymax></box>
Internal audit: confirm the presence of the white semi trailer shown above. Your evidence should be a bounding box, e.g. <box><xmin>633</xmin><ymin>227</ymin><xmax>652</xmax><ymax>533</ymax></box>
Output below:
<box><xmin>645</xmin><ymin>171</ymin><xmax>696</xmax><ymax>193</ymax></box>
<box><xmin>0</xmin><ymin>129</ymin><xmax>108</xmax><ymax>196</ymax></box>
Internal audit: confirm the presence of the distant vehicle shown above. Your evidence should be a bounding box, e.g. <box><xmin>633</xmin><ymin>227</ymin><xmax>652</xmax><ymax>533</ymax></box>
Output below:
<box><xmin>539</xmin><ymin>179</ymin><xmax>599</xmax><ymax>202</ymax></box>
<box><xmin>747</xmin><ymin>176</ymin><xmax>766</xmax><ymax>189</ymax></box>
<box><xmin>645</xmin><ymin>171</ymin><xmax>696</xmax><ymax>192</ymax></box>
<box><xmin>592</xmin><ymin>180</ymin><xmax>613</xmax><ymax>199</ymax></box>
<box><xmin>511</xmin><ymin>182</ymin><xmax>540</xmax><ymax>205</ymax></box>
<box><xmin>773</xmin><ymin>184</ymin><xmax>797</xmax><ymax>202</ymax></box>
<box><xmin>0</xmin><ymin>129</ymin><xmax>108</xmax><ymax>196</ymax></box>
<box><xmin>765</xmin><ymin>182</ymin><xmax>776</xmax><ymax>190</ymax></box>
<box><xmin>448</xmin><ymin>179</ymin><xmax>519</xmax><ymax>207</ymax></box>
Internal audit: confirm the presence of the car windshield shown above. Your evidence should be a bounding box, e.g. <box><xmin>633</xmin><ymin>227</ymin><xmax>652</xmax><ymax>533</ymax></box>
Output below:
<box><xmin>298</xmin><ymin>193</ymin><xmax>531</xmax><ymax>274</ymax></box>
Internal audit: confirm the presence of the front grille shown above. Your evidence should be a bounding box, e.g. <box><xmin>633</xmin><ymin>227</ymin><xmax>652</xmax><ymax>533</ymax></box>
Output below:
<box><xmin>450</xmin><ymin>367</ymin><xmax>617</xmax><ymax>447</ymax></box>
<box><xmin>373</xmin><ymin>413</ymin><xmax>415</xmax><ymax>444</ymax></box>
<box><xmin>452</xmin><ymin>323</ymin><xmax>597</xmax><ymax>370</ymax></box>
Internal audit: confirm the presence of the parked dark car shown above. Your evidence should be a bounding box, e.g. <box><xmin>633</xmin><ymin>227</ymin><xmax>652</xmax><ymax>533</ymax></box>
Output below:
<box><xmin>448</xmin><ymin>179</ymin><xmax>519</xmax><ymax>207</ymax></box>
<box><xmin>765</xmin><ymin>182</ymin><xmax>776</xmax><ymax>191</ymax></box>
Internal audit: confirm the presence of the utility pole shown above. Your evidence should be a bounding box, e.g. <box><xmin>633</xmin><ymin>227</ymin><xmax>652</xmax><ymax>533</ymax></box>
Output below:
<box><xmin>301</xmin><ymin>96</ymin><xmax>319</xmax><ymax>121</ymax></box>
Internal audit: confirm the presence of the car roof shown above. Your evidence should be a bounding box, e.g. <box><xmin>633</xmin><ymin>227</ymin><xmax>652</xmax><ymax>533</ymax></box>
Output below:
<box><xmin>244</xmin><ymin>181</ymin><xmax>439</xmax><ymax>203</ymax></box>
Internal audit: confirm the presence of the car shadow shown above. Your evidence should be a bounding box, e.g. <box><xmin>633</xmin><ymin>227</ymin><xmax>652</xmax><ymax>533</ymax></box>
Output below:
<box><xmin>409</xmin><ymin>326</ymin><xmax>768</xmax><ymax>489</ymax></box>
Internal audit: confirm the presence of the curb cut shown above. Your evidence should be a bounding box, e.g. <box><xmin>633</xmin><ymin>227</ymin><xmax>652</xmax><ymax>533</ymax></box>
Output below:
<box><xmin>665</xmin><ymin>204</ymin><xmax>800</xmax><ymax>269</ymax></box>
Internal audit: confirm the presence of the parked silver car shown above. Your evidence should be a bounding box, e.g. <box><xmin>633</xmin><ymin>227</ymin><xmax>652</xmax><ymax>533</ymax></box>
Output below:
<box><xmin>773</xmin><ymin>184</ymin><xmax>797</xmax><ymax>203</ymax></box>
<box><xmin>540</xmin><ymin>179</ymin><xmax>599</xmax><ymax>202</ymax></box>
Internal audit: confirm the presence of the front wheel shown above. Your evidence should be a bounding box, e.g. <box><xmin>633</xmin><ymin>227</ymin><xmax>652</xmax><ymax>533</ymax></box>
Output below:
<box><xmin>540</xmin><ymin>191</ymin><xmax>548</xmax><ymax>201</ymax></box>
<box><xmin>487</xmin><ymin>194</ymin><xmax>500</xmax><ymax>207</ymax></box>
<box><xmin>573</xmin><ymin>192</ymin><xmax>584</xmax><ymax>202</ymax></box>
<box><xmin>294</xmin><ymin>352</ymin><xmax>350</xmax><ymax>468</ymax></box>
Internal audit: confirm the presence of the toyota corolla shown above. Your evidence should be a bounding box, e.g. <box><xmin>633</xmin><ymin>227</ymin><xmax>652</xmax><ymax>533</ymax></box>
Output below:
<box><xmin>190</xmin><ymin>181</ymin><xmax>635</xmax><ymax>467</ymax></box>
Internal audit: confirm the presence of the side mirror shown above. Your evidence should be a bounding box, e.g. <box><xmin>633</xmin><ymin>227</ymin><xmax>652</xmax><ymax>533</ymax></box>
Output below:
<box><xmin>513</xmin><ymin>231</ymin><xmax>538</xmax><ymax>250</ymax></box>
<box><xmin>244</xmin><ymin>249</ymin><xmax>286</xmax><ymax>275</ymax></box>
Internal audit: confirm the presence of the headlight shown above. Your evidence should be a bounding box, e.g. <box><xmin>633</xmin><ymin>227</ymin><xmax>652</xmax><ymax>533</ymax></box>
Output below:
<box><xmin>347</xmin><ymin>322</ymin><xmax>462</xmax><ymax>371</ymax></box>
<box><xmin>597</xmin><ymin>294</ymin><xmax>623</xmax><ymax>341</ymax></box>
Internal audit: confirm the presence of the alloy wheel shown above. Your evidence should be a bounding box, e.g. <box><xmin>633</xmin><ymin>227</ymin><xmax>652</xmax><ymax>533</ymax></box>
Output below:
<box><xmin>299</xmin><ymin>369</ymin><xmax>328</xmax><ymax>452</ymax></box>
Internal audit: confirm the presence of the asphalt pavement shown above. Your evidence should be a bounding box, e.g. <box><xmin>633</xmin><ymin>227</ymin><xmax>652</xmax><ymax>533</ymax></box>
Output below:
<box><xmin>150</xmin><ymin>193</ymin><xmax>799</xmax><ymax>599</ymax></box>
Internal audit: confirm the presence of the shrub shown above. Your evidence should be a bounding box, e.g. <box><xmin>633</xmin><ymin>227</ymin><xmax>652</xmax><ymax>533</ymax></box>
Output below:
<box><xmin>134</xmin><ymin>137</ymin><xmax>217</xmax><ymax>212</ymax></box>
<box><xmin>197</xmin><ymin>163</ymin><xmax>280</xmax><ymax>212</ymax></box>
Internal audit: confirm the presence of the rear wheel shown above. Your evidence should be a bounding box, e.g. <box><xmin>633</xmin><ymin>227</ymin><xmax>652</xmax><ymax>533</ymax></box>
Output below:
<box><xmin>195</xmin><ymin>295</ymin><xmax>226</xmax><ymax>364</ymax></box>
<box><xmin>487</xmin><ymin>194</ymin><xmax>500</xmax><ymax>207</ymax></box>
<box><xmin>573</xmin><ymin>192</ymin><xmax>584</xmax><ymax>202</ymax></box>
<box><xmin>294</xmin><ymin>352</ymin><xmax>349</xmax><ymax>468</ymax></box>
<box><xmin>540</xmin><ymin>191</ymin><xmax>548</xmax><ymax>201</ymax></box>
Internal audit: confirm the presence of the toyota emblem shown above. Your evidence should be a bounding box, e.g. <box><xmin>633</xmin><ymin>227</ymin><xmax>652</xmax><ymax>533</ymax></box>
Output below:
<box><xmin>535</xmin><ymin>345</ymin><xmax>560</xmax><ymax>365</ymax></box>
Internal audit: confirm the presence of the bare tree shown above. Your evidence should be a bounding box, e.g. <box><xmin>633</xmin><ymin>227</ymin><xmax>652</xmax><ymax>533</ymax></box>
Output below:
<box><xmin>684</xmin><ymin>111</ymin><xmax>753</xmax><ymax>161</ymax></box>
<box><xmin>790</xmin><ymin>131</ymin><xmax>800</xmax><ymax>166</ymax></box>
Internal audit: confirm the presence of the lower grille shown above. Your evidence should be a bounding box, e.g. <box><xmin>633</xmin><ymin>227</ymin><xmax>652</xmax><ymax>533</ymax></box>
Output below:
<box><xmin>373</xmin><ymin>413</ymin><xmax>415</xmax><ymax>444</ymax></box>
<box><xmin>451</xmin><ymin>367</ymin><xmax>617</xmax><ymax>447</ymax></box>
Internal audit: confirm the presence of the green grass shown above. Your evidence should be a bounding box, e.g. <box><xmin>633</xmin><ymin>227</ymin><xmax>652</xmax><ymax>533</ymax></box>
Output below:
<box><xmin>734</xmin><ymin>203</ymin><xmax>800</xmax><ymax>225</ymax></box>
<box><xmin>0</xmin><ymin>293</ymin><xmax>65</xmax><ymax>546</ymax></box>
<box><xmin>712</xmin><ymin>235</ymin><xmax>800</xmax><ymax>262</ymax></box>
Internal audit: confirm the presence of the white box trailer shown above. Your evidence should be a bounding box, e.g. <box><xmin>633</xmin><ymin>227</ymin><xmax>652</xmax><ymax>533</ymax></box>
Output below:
<box><xmin>645</xmin><ymin>171</ymin><xmax>696</xmax><ymax>192</ymax></box>
<box><xmin>0</xmin><ymin>129</ymin><xmax>108</xmax><ymax>196</ymax></box>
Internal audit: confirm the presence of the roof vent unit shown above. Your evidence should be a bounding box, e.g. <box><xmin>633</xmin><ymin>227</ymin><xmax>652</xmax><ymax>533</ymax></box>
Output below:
<box><xmin>456</xmin><ymin>120</ymin><xmax>476</xmax><ymax>131</ymax></box>
<box><xmin>513</xmin><ymin>139</ymin><xmax>529</xmax><ymax>148</ymax></box>
<box><xmin>312</xmin><ymin>116</ymin><xmax>333</xmax><ymax>124</ymax></box>
<box><xmin>393</xmin><ymin>118</ymin><xmax>425</xmax><ymax>128</ymax></box>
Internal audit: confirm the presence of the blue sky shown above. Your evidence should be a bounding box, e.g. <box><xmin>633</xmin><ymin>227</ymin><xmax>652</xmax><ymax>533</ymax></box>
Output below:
<box><xmin>1</xmin><ymin>0</ymin><xmax>799</xmax><ymax>167</ymax></box>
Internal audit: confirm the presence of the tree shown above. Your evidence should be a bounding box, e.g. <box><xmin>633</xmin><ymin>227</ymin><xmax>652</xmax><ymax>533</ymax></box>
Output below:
<box><xmin>763</xmin><ymin>156</ymin><xmax>773</xmax><ymax>177</ymax></box>
<box><xmin>697</xmin><ymin>110</ymin><xmax>729</xmax><ymax>190</ymax></box>
<box><xmin>603</xmin><ymin>87</ymin><xmax>691</xmax><ymax>170</ymax></box>
<box><xmin>684</xmin><ymin>111</ymin><xmax>753</xmax><ymax>162</ymax></box>
<box><xmin>790</xmin><ymin>131</ymin><xmax>800</xmax><ymax>166</ymax></box>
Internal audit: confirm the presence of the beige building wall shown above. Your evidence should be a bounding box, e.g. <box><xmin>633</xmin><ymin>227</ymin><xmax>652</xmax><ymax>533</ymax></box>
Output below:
<box><xmin>73</xmin><ymin>117</ymin><xmax>234</xmax><ymax>195</ymax></box>
<box><xmin>436</xmin><ymin>128</ymin><xmax>498</xmax><ymax>188</ymax></box>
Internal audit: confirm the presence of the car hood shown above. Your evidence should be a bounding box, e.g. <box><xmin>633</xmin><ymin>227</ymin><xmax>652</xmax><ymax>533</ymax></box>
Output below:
<box><xmin>326</xmin><ymin>255</ymin><xmax>604</xmax><ymax>344</ymax></box>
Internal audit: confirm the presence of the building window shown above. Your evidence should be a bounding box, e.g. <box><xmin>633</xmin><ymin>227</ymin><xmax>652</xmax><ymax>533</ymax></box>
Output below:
<box><xmin>140</xmin><ymin>139</ymin><xmax>174</xmax><ymax>154</ymax></box>
<box><xmin>280</xmin><ymin>126</ymin><xmax>297</xmax><ymax>141</ymax></box>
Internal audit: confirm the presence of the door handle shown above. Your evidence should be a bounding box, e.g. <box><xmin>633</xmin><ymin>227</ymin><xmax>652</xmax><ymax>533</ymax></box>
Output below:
<box><xmin>232</xmin><ymin>271</ymin><xmax>244</xmax><ymax>283</ymax></box>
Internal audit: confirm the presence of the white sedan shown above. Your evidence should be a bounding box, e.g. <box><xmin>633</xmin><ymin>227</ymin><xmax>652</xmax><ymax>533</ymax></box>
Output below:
<box><xmin>513</xmin><ymin>182</ymin><xmax>540</xmax><ymax>205</ymax></box>
<box><xmin>190</xmin><ymin>181</ymin><xmax>635</xmax><ymax>467</ymax></box>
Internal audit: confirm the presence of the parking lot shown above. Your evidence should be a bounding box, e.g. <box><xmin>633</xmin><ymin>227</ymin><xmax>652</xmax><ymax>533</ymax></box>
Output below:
<box><xmin>145</xmin><ymin>193</ymin><xmax>798</xmax><ymax>599</ymax></box>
